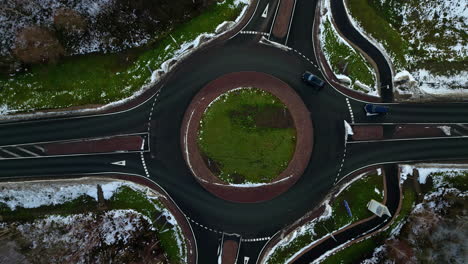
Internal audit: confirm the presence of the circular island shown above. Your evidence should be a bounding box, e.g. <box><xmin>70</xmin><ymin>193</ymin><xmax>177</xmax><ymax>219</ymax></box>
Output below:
<box><xmin>181</xmin><ymin>72</ymin><xmax>313</xmax><ymax>203</ymax></box>
<box><xmin>198</xmin><ymin>87</ymin><xmax>296</xmax><ymax>184</ymax></box>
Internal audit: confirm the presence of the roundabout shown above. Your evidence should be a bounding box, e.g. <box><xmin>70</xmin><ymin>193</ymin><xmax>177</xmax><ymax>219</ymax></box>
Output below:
<box><xmin>181</xmin><ymin>71</ymin><xmax>313</xmax><ymax>202</ymax></box>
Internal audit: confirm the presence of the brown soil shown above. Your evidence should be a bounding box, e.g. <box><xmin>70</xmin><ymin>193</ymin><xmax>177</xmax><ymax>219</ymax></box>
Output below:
<box><xmin>181</xmin><ymin>71</ymin><xmax>313</xmax><ymax>203</ymax></box>
<box><xmin>272</xmin><ymin>0</ymin><xmax>295</xmax><ymax>38</ymax></box>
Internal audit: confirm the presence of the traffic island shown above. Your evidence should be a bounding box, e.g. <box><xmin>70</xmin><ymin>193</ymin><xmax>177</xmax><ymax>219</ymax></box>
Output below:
<box><xmin>181</xmin><ymin>71</ymin><xmax>313</xmax><ymax>203</ymax></box>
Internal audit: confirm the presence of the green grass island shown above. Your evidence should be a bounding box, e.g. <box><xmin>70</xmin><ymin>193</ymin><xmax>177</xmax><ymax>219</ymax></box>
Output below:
<box><xmin>197</xmin><ymin>87</ymin><xmax>297</xmax><ymax>184</ymax></box>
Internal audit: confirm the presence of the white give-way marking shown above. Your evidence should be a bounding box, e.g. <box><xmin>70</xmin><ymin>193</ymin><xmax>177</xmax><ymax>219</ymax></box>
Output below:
<box><xmin>261</xmin><ymin>4</ymin><xmax>269</xmax><ymax>18</ymax></box>
<box><xmin>111</xmin><ymin>160</ymin><xmax>126</xmax><ymax>166</ymax></box>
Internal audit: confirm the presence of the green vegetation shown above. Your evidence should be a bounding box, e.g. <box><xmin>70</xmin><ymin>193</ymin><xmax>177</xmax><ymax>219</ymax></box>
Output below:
<box><xmin>265</xmin><ymin>230</ymin><xmax>314</xmax><ymax>264</ymax></box>
<box><xmin>265</xmin><ymin>172</ymin><xmax>383</xmax><ymax>264</ymax></box>
<box><xmin>428</xmin><ymin>169</ymin><xmax>468</xmax><ymax>191</ymax></box>
<box><xmin>0</xmin><ymin>0</ymin><xmax>245</xmax><ymax>112</ymax></box>
<box><xmin>347</xmin><ymin>0</ymin><xmax>407</xmax><ymax>69</ymax></box>
<box><xmin>321</xmin><ymin>19</ymin><xmax>377</xmax><ymax>93</ymax></box>
<box><xmin>347</xmin><ymin>0</ymin><xmax>467</xmax><ymax>74</ymax></box>
<box><xmin>321</xmin><ymin>238</ymin><xmax>377</xmax><ymax>264</ymax></box>
<box><xmin>0</xmin><ymin>184</ymin><xmax>186</xmax><ymax>264</ymax></box>
<box><xmin>108</xmin><ymin>186</ymin><xmax>186</xmax><ymax>263</ymax></box>
<box><xmin>198</xmin><ymin>88</ymin><xmax>296</xmax><ymax>184</ymax></box>
<box><xmin>321</xmin><ymin>173</ymin><xmax>384</xmax><ymax>230</ymax></box>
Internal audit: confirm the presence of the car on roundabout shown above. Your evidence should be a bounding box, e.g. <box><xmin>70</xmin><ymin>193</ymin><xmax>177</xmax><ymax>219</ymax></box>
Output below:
<box><xmin>301</xmin><ymin>71</ymin><xmax>325</xmax><ymax>92</ymax></box>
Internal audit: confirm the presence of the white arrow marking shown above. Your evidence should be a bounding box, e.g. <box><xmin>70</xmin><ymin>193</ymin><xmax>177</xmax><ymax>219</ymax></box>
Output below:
<box><xmin>111</xmin><ymin>160</ymin><xmax>126</xmax><ymax>166</ymax></box>
<box><xmin>261</xmin><ymin>4</ymin><xmax>269</xmax><ymax>18</ymax></box>
<box><xmin>244</xmin><ymin>256</ymin><xmax>250</xmax><ymax>264</ymax></box>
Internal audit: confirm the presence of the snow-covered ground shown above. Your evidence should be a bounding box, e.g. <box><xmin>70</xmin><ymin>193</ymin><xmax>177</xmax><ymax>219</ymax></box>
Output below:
<box><xmin>0</xmin><ymin>178</ymin><xmax>188</xmax><ymax>263</ymax></box>
<box><xmin>0</xmin><ymin>0</ymin><xmax>151</xmax><ymax>56</ymax></box>
<box><xmin>400</xmin><ymin>163</ymin><xmax>468</xmax><ymax>185</ymax></box>
<box><xmin>0</xmin><ymin>179</ymin><xmax>123</xmax><ymax>210</ymax></box>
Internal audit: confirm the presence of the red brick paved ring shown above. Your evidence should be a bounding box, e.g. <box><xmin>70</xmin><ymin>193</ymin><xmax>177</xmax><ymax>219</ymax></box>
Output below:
<box><xmin>181</xmin><ymin>72</ymin><xmax>313</xmax><ymax>203</ymax></box>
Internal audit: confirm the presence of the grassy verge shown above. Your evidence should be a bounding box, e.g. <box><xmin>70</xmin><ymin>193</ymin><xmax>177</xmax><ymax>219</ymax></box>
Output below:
<box><xmin>108</xmin><ymin>186</ymin><xmax>186</xmax><ymax>263</ymax></box>
<box><xmin>198</xmin><ymin>88</ymin><xmax>296</xmax><ymax>184</ymax></box>
<box><xmin>347</xmin><ymin>0</ymin><xmax>407</xmax><ymax>69</ymax></box>
<box><xmin>347</xmin><ymin>0</ymin><xmax>467</xmax><ymax>74</ymax></box>
<box><xmin>0</xmin><ymin>184</ymin><xmax>186</xmax><ymax>264</ymax></box>
<box><xmin>321</xmin><ymin>237</ymin><xmax>378</xmax><ymax>264</ymax></box>
<box><xmin>321</xmin><ymin>19</ymin><xmax>377</xmax><ymax>93</ymax></box>
<box><xmin>319</xmin><ymin>185</ymin><xmax>415</xmax><ymax>264</ymax></box>
<box><xmin>265</xmin><ymin>172</ymin><xmax>383</xmax><ymax>264</ymax></box>
<box><xmin>0</xmin><ymin>0</ymin><xmax>245</xmax><ymax>112</ymax></box>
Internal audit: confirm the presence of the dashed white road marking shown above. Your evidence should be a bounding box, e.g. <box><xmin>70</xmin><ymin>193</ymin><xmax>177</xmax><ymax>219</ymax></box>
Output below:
<box><xmin>148</xmin><ymin>90</ymin><xmax>161</xmax><ymax>133</ymax></box>
<box><xmin>290</xmin><ymin>48</ymin><xmax>319</xmax><ymax>70</ymax></box>
<box><xmin>185</xmin><ymin>215</ymin><xmax>223</xmax><ymax>234</ymax></box>
<box><xmin>346</xmin><ymin>98</ymin><xmax>355</xmax><ymax>123</ymax></box>
<box><xmin>239</xmin><ymin>31</ymin><xmax>270</xmax><ymax>37</ymax></box>
<box><xmin>241</xmin><ymin>237</ymin><xmax>271</xmax><ymax>242</ymax></box>
<box><xmin>140</xmin><ymin>152</ymin><xmax>150</xmax><ymax>177</ymax></box>
<box><xmin>334</xmin><ymin>131</ymin><xmax>349</xmax><ymax>185</ymax></box>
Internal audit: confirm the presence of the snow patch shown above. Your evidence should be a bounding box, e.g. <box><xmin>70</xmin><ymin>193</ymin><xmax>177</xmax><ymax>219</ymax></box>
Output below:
<box><xmin>0</xmin><ymin>180</ymin><xmax>123</xmax><ymax>210</ymax></box>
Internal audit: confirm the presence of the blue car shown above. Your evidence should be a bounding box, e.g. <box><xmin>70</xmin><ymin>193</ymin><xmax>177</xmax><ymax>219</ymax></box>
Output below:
<box><xmin>301</xmin><ymin>71</ymin><xmax>325</xmax><ymax>91</ymax></box>
<box><xmin>364</xmin><ymin>104</ymin><xmax>389</xmax><ymax>116</ymax></box>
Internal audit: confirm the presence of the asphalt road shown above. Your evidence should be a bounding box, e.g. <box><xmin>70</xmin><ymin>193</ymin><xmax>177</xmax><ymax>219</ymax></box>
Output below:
<box><xmin>0</xmin><ymin>0</ymin><xmax>467</xmax><ymax>263</ymax></box>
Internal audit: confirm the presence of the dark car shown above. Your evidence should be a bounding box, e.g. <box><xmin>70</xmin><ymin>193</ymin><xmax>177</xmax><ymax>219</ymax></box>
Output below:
<box><xmin>364</xmin><ymin>104</ymin><xmax>389</xmax><ymax>116</ymax></box>
<box><xmin>301</xmin><ymin>71</ymin><xmax>325</xmax><ymax>91</ymax></box>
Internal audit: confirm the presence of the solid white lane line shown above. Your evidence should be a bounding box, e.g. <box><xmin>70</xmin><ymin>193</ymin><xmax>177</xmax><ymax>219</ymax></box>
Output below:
<box><xmin>348</xmin><ymin>135</ymin><xmax>468</xmax><ymax>144</ymax></box>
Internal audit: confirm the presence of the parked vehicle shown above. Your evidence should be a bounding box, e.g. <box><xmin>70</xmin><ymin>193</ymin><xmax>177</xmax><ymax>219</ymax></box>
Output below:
<box><xmin>301</xmin><ymin>71</ymin><xmax>325</xmax><ymax>91</ymax></box>
<box><xmin>364</xmin><ymin>104</ymin><xmax>389</xmax><ymax>116</ymax></box>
